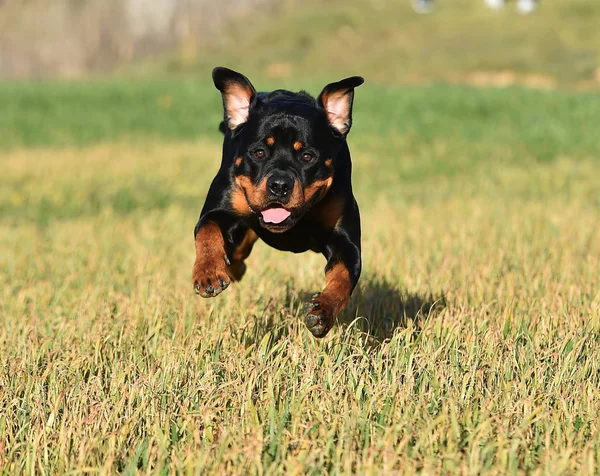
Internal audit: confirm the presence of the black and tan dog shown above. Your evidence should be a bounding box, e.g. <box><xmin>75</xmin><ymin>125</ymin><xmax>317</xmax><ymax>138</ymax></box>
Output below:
<box><xmin>193</xmin><ymin>67</ymin><xmax>363</xmax><ymax>337</ymax></box>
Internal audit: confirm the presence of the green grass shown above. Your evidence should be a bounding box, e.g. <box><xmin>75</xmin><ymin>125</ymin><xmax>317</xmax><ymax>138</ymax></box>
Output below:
<box><xmin>1</xmin><ymin>78</ymin><xmax>600</xmax><ymax>472</ymax></box>
<box><xmin>0</xmin><ymin>80</ymin><xmax>222</xmax><ymax>150</ymax></box>
<box><xmin>2</xmin><ymin>78</ymin><xmax>600</xmax><ymax>157</ymax></box>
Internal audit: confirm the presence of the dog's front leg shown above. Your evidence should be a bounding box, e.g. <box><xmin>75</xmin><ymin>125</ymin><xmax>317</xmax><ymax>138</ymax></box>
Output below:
<box><xmin>192</xmin><ymin>216</ymin><xmax>233</xmax><ymax>298</ymax></box>
<box><xmin>305</xmin><ymin>217</ymin><xmax>362</xmax><ymax>337</ymax></box>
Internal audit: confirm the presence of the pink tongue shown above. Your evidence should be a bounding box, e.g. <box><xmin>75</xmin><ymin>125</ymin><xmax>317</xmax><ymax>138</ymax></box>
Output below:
<box><xmin>261</xmin><ymin>207</ymin><xmax>291</xmax><ymax>224</ymax></box>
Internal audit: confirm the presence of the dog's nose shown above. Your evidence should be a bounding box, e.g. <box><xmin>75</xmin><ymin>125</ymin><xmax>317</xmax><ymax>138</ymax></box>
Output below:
<box><xmin>267</xmin><ymin>174</ymin><xmax>294</xmax><ymax>199</ymax></box>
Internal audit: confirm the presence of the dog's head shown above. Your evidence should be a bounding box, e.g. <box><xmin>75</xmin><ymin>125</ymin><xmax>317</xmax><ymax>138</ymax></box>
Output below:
<box><xmin>213</xmin><ymin>67</ymin><xmax>363</xmax><ymax>233</ymax></box>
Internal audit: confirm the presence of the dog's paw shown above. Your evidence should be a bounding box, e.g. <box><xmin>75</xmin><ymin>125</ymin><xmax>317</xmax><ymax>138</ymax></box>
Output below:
<box><xmin>192</xmin><ymin>255</ymin><xmax>231</xmax><ymax>298</ymax></box>
<box><xmin>304</xmin><ymin>292</ymin><xmax>335</xmax><ymax>338</ymax></box>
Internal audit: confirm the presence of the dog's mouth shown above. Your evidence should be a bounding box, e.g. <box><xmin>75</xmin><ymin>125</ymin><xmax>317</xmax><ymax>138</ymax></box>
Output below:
<box><xmin>260</xmin><ymin>204</ymin><xmax>291</xmax><ymax>225</ymax></box>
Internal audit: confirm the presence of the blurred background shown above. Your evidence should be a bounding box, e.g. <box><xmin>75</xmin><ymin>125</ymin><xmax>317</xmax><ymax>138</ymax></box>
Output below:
<box><xmin>1</xmin><ymin>0</ymin><xmax>598</xmax><ymax>84</ymax></box>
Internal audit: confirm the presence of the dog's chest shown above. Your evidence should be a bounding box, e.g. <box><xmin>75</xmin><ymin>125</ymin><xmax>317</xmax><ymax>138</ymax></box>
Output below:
<box><xmin>252</xmin><ymin>224</ymin><xmax>320</xmax><ymax>254</ymax></box>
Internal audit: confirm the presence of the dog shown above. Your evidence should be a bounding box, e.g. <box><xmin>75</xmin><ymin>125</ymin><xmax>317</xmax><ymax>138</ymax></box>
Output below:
<box><xmin>193</xmin><ymin>67</ymin><xmax>363</xmax><ymax>337</ymax></box>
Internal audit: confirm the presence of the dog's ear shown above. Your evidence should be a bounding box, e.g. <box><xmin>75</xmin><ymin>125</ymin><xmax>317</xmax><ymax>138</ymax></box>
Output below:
<box><xmin>212</xmin><ymin>67</ymin><xmax>257</xmax><ymax>131</ymax></box>
<box><xmin>317</xmin><ymin>76</ymin><xmax>364</xmax><ymax>136</ymax></box>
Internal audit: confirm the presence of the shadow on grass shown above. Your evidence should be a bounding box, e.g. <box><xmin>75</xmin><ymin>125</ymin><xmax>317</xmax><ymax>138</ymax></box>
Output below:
<box><xmin>341</xmin><ymin>276</ymin><xmax>447</xmax><ymax>342</ymax></box>
<box><xmin>237</xmin><ymin>276</ymin><xmax>446</xmax><ymax>347</ymax></box>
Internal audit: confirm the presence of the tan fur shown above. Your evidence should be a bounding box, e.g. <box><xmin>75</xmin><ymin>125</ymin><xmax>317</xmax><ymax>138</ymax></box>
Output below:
<box><xmin>303</xmin><ymin>177</ymin><xmax>334</xmax><ymax>203</ymax></box>
<box><xmin>192</xmin><ymin>221</ymin><xmax>230</xmax><ymax>295</ymax></box>
<box><xmin>316</xmin><ymin>195</ymin><xmax>345</xmax><ymax>230</ymax></box>
<box><xmin>231</xmin><ymin>229</ymin><xmax>258</xmax><ymax>263</ymax></box>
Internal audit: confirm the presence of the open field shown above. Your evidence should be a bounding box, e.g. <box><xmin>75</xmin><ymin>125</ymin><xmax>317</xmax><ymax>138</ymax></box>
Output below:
<box><xmin>1</xmin><ymin>78</ymin><xmax>599</xmax><ymax>472</ymax></box>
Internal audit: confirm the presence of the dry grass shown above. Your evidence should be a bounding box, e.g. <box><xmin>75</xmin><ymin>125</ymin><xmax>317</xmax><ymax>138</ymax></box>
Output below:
<box><xmin>1</xmin><ymin>140</ymin><xmax>599</xmax><ymax>473</ymax></box>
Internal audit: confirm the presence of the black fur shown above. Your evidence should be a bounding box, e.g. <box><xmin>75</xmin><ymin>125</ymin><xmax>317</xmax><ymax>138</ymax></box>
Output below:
<box><xmin>193</xmin><ymin>67</ymin><xmax>364</xmax><ymax>337</ymax></box>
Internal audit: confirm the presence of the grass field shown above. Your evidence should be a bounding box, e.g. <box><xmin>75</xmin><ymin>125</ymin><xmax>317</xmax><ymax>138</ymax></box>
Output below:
<box><xmin>1</xmin><ymin>77</ymin><xmax>599</xmax><ymax>473</ymax></box>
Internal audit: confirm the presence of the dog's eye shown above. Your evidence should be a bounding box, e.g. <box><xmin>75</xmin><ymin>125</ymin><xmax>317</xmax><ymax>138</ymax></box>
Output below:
<box><xmin>254</xmin><ymin>149</ymin><xmax>266</xmax><ymax>159</ymax></box>
<box><xmin>302</xmin><ymin>152</ymin><xmax>313</xmax><ymax>162</ymax></box>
